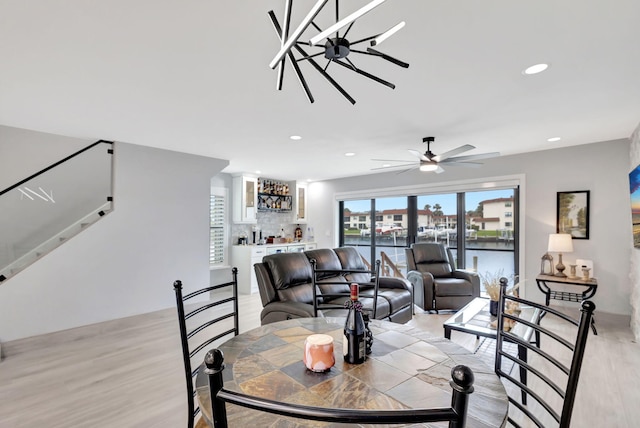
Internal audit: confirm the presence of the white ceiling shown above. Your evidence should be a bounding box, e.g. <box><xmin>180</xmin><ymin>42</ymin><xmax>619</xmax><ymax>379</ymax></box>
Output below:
<box><xmin>1</xmin><ymin>0</ymin><xmax>639</xmax><ymax>182</ymax></box>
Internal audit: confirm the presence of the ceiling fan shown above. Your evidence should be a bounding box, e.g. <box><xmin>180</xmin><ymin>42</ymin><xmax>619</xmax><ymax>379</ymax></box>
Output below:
<box><xmin>372</xmin><ymin>136</ymin><xmax>500</xmax><ymax>174</ymax></box>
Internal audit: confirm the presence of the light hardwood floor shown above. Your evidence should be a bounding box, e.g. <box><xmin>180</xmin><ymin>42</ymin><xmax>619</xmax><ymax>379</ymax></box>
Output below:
<box><xmin>0</xmin><ymin>295</ymin><xmax>638</xmax><ymax>427</ymax></box>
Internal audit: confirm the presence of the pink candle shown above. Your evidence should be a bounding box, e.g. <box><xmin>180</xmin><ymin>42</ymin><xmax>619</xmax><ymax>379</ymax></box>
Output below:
<box><xmin>303</xmin><ymin>334</ymin><xmax>335</xmax><ymax>372</ymax></box>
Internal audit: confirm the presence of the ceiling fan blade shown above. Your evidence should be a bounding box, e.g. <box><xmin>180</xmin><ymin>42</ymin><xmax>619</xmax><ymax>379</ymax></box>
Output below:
<box><xmin>371</xmin><ymin>163</ymin><xmax>415</xmax><ymax>171</ymax></box>
<box><xmin>408</xmin><ymin>149</ymin><xmax>428</xmax><ymax>161</ymax></box>
<box><xmin>439</xmin><ymin>161</ymin><xmax>484</xmax><ymax>168</ymax></box>
<box><xmin>397</xmin><ymin>166</ymin><xmax>418</xmax><ymax>174</ymax></box>
<box><xmin>440</xmin><ymin>152</ymin><xmax>501</xmax><ymax>163</ymax></box>
<box><xmin>371</xmin><ymin>158</ymin><xmax>414</xmax><ymax>162</ymax></box>
<box><xmin>432</xmin><ymin>144</ymin><xmax>475</xmax><ymax>162</ymax></box>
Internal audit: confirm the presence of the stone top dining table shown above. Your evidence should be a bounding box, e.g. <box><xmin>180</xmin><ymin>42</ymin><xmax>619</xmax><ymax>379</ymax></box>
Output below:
<box><xmin>195</xmin><ymin>317</ymin><xmax>508</xmax><ymax>427</ymax></box>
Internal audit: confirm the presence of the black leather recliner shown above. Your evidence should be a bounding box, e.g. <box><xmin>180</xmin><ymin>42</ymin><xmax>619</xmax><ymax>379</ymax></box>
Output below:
<box><xmin>405</xmin><ymin>243</ymin><xmax>480</xmax><ymax>312</ymax></box>
<box><xmin>254</xmin><ymin>247</ymin><xmax>413</xmax><ymax>325</ymax></box>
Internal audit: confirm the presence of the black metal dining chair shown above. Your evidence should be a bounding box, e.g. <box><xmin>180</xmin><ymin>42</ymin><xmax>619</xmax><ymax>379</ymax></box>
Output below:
<box><xmin>173</xmin><ymin>268</ymin><xmax>239</xmax><ymax>428</ymax></box>
<box><xmin>494</xmin><ymin>277</ymin><xmax>595</xmax><ymax>428</ymax></box>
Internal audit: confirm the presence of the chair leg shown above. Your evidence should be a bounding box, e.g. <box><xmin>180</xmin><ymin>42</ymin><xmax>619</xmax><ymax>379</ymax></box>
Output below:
<box><xmin>518</xmin><ymin>344</ymin><xmax>528</xmax><ymax>405</ymax></box>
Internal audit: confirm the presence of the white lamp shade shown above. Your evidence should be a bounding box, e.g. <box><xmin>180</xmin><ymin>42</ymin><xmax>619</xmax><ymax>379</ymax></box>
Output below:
<box><xmin>548</xmin><ymin>233</ymin><xmax>573</xmax><ymax>253</ymax></box>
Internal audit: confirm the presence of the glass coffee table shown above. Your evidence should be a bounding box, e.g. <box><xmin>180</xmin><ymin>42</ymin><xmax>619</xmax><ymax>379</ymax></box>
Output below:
<box><xmin>443</xmin><ymin>296</ymin><xmax>542</xmax><ymax>404</ymax></box>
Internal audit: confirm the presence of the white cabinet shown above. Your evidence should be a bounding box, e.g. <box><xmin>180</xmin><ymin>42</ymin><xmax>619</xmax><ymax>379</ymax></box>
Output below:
<box><xmin>266</xmin><ymin>245</ymin><xmax>288</xmax><ymax>255</ymax></box>
<box><xmin>231</xmin><ymin>243</ymin><xmax>316</xmax><ymax>294</ymax></box>
<box><xmin>295</xmin><ymin>182</ymin><xmax>308</xmax><ymax>224</ymax></box>
<box><xmin>231</xmin><ymin>245</ymin><xmax>266</xmax><ymax>294</ymax></box>
<box><xmin>232</xmin><ymin>175</ymin><xmax>258</xmax><ymax>224</ymax></box>
<box><xmin>287</xmin><ymin>244</ymin><xmax>306</xmax><ymax>252</ymax></box>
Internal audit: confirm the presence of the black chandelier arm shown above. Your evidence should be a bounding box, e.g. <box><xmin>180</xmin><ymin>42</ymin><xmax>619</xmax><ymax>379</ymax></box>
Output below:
<box><xmin>341</xmin><ymin>21</ymin><xmax>356</xmax><ymax>40</ymax></box>
<box><xmin>292</xmin><ymin>43</ymin><xmax>356</xmax><ymax>104</ymax></box>
<box><xmin>344</xmin><ymin>57</ymin><xmax>357</xmax><ymax>71</ymax></box>
<box><xmin>333</xmin><ymin>59</ymin><xmax>396</xmax><ymax>89</ymax></box>
<box><xmin>287</xmin><ymin>50</ymin><xmax>315</xmax><ymax>103</ymax></box>
<box><xmin>269</xmin><ymin>10</ymin><xmax>315</xmax><ymax>103</ymax></box>
<box><xmin>310</xmin><ymin>21</ymin><xmax>324</xmax><ymax>34</ymax></box>
<box><xmin>295</xmin><ymin>50</ymin><xmax>326</xmax><ymax>62</ymax></box>
<box><xmin>348</xmin><ymin>34</ymin><xmax>377</xmax><ymax>46</ymax></box>
<box><xmin>358</xmin><ymin>47</ymin><xmax>410</xmax><ymax>68</ymax></box>
<box><xmin>275</xmin><ymin>0</ymin><xmax>294</xmax><ymax>89</ymax></box>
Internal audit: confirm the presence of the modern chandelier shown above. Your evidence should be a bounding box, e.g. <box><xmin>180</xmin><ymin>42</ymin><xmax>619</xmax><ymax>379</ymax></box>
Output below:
<box><xmin>268</xmin><ymin>0</ymin><xmax>409</xmax><ymax>105</ymax></box>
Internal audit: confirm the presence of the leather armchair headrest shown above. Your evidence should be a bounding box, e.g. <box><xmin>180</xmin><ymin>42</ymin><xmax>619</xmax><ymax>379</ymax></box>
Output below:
<box><xmin>305</xmin><ymin>249</ymin><xmax>342</xmax><ymax>279</ymax></box>
<box><xmin>264</xmin><ymin>253</ymin><xmax>312</xmax><ymax>290</ymax></box>
<box><xmin>334</xmin><ymin>246</ymin><xmax>366</xmax><ymax>270</ymax></box>
<box><xmin>410</xmin><ymin>243</ymin><xmax>453</xmax><ymax>277</ymax></box>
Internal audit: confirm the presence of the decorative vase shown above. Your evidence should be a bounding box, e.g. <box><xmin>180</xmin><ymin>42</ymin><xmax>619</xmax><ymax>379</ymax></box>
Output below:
<box><xmin>303</xmin><ymin>334</ymin><xmax>335</xmax><ymax>372</ymax></box>
<box><xmin>570</xmin><ymin>264</ymin><xmax>577</xmax><ymax>278</ymax></box>
<box><xmin>489</xmin><ymin>300</ymin><xmax>499</xmax><ymax>316</ymax></box>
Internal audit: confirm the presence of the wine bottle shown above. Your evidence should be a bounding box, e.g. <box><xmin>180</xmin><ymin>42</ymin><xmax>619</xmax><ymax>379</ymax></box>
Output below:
<box><xmin>343</xmin><ymin>283</ymin><xmax>366</xmax><ymax>364</ymax></box>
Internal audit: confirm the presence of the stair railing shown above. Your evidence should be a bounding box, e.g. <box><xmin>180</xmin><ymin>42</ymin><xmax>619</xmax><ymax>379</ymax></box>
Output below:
<box><xmin>0</xmin><ymin>140</ymin><xmax>114</xmax><ymax>283</ymax></box>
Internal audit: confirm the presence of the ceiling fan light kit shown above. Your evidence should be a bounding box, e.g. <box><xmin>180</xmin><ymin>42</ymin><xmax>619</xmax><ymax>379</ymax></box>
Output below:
<box><xmin>419</xmin><ymin>162</ymin><xmax>438</xmax><ymax>172</ymax></box>
<box><xmin>268</xmin><ymin>0</ymin><xmax>409</xmax><ymax>104</ymax></box>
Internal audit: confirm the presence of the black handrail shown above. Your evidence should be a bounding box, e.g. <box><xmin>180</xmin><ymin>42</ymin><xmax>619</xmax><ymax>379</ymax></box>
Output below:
<box><xmin>0</xmin><ymin>139</ymin><xmax>114</xmax><ymax>196</ymax></box>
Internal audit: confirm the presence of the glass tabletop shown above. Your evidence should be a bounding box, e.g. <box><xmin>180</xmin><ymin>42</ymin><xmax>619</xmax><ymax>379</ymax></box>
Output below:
<box><xmin>443</xmin><ymin>296</ymin><xmax>541</xmax><ymax>342</ymax></box>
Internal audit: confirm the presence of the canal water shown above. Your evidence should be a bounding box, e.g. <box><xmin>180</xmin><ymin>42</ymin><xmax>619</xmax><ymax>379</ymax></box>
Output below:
<box><xmin>344</xmin><ymin>237</ymin><xmax>516</xmax><ymax>294</ymax></box>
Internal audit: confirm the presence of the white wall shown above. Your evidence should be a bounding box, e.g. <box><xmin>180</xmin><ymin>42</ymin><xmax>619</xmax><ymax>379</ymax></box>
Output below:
<box><xmin>0</xmin><ymin>142</ymin><xmax>229</xmax><ymax>341</ymax></box>
<box><xmin>308</xmin><ymin>139</ymin><xmax>632</xmax><ymax>316</ymax></box>
<box><xmin>0</xmin><ymin>125</ymin><xmax>91</xmax><ymax>188</ymax></box>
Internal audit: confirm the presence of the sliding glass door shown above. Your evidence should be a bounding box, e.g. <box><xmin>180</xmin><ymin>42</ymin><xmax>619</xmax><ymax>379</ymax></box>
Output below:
<box><xmin>340</xmin><ymin>187</ymin><xmax>518</xmax><ymax>295</ymax></box>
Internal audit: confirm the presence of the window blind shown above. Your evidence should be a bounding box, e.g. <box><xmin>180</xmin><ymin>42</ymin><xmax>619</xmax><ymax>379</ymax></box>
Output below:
<box><xmin>210</xmin><ymin>194</ymin><xmax>226</xmax><ymax>265</ymax></box>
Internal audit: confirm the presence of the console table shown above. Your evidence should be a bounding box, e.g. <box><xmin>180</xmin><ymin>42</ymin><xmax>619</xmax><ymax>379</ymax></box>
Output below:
<box><xmin>535</xmin><ymin>274</ymin><xmax>598</xmax><ymax>334</ymax></box>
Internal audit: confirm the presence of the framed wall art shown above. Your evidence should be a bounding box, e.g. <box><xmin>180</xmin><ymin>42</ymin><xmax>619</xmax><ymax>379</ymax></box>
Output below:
<box><xmin>557</xmin><ymin>190</ymin><xmax>590</xmax><ymax>239</ymax></box>
<box><xmin>630</xmin><ymin>164</ymin><xmax>640</xmax><ymax>248</ymax></box>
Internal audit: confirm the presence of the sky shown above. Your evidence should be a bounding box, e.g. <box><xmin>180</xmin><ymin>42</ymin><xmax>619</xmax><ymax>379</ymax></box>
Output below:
<box><xmin>344</xmin><ymin>189</ymin><xmax>514</xmax><ymax>215</ymax></box>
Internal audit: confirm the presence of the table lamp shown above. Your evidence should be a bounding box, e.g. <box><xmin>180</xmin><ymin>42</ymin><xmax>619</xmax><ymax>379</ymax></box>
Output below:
<box><xmin>548</xmin><ymin>233</ymin><xmax>573</xmax><ymax>277</ymax></box>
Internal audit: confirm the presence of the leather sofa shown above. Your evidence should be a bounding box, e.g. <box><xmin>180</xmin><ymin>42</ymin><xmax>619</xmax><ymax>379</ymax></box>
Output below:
<box><xmin>405</xmin><ymin>243</ymin><xmax>480</xmax><ymax>312</ymax></box>
<box><xmin>254</xmin><ymin>247</ymin><xmax>413</xmax><ymax>325</ymax></box>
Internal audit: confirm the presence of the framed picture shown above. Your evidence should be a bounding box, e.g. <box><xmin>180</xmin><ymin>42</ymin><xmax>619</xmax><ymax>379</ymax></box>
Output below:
<box><xmin>630</xmin><ymin>164</ymin><xmax>640</xmax><ymax>248</ymax></box>
<box><xmin>557</xmin><ymin>190</ymin><xmax>590</xmax><ymax>239</ymax></box>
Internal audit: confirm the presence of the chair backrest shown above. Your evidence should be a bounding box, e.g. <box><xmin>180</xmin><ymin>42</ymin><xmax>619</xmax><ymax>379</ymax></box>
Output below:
<box><xmin>310</xmin><ymin>253</ymin><xmax>381</xmax><ymax>318</ymax></box>
<box><xmin>494</xmin><ymin>277</ymin><xmax>595</xmax><ymax>428</ymax></box>
<box><xmin>333</xmin><ymin>246</ymin><xmax>372</xmax><ymax>283</ymax></box>
<box><xmin>204</xmin><ymin>348</ymin><xmax>475</xmax><ymax>428</ymax></box>
<box><xmin>262</xmin><ymin>252</ymin><xmax>317</xmax><ymax>304</ymax></box>
<box><xmin>173</xmin><ymin>269</ymin><xmax>239</xmax><ymax>428</ymax></box>
<box><xmin>406</xmin><ymin>243</ymin><xmax>455</xmax><ymax>277</ymax></box>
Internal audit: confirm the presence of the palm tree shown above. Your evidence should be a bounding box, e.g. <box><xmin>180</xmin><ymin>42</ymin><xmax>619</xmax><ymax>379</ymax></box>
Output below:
<box><xmin>433</xmin><ymin>204</ymin><xmax>443</xmax><ymax>216</ymax></box>
<box><xmin>423</xmin><ymin>204</ymin><xmax>432</xmax><ymax>211</ymax></box>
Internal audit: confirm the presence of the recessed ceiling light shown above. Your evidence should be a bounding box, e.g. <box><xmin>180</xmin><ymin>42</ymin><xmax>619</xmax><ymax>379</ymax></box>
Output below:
<box><xmin>345</xmin><ymin>152</ymin><xmax>356</xmax><ymax>157</ymax></box>
<box><xmin>383</xmin><ymin>163</ymin><xmax>391</xmax><ymax>168</ymax></box>
<box><xmin>523</xmin><ymin>63</ymin><xmax>549</xmax><ymax>75</ymax></box>
<box><xmin>290</xmin><ymin>135</ymin><xmax>302</xmax><ymax>140</ymax></box>
<box><xmin>547</xmin><ymin>137</ymin><xmax>561</xmax><ymax>142</ymax></box>
<box><xmin>255</xmin><ymin>170</ymin><xmax>262</xmax><ymax>174</ymax></box>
